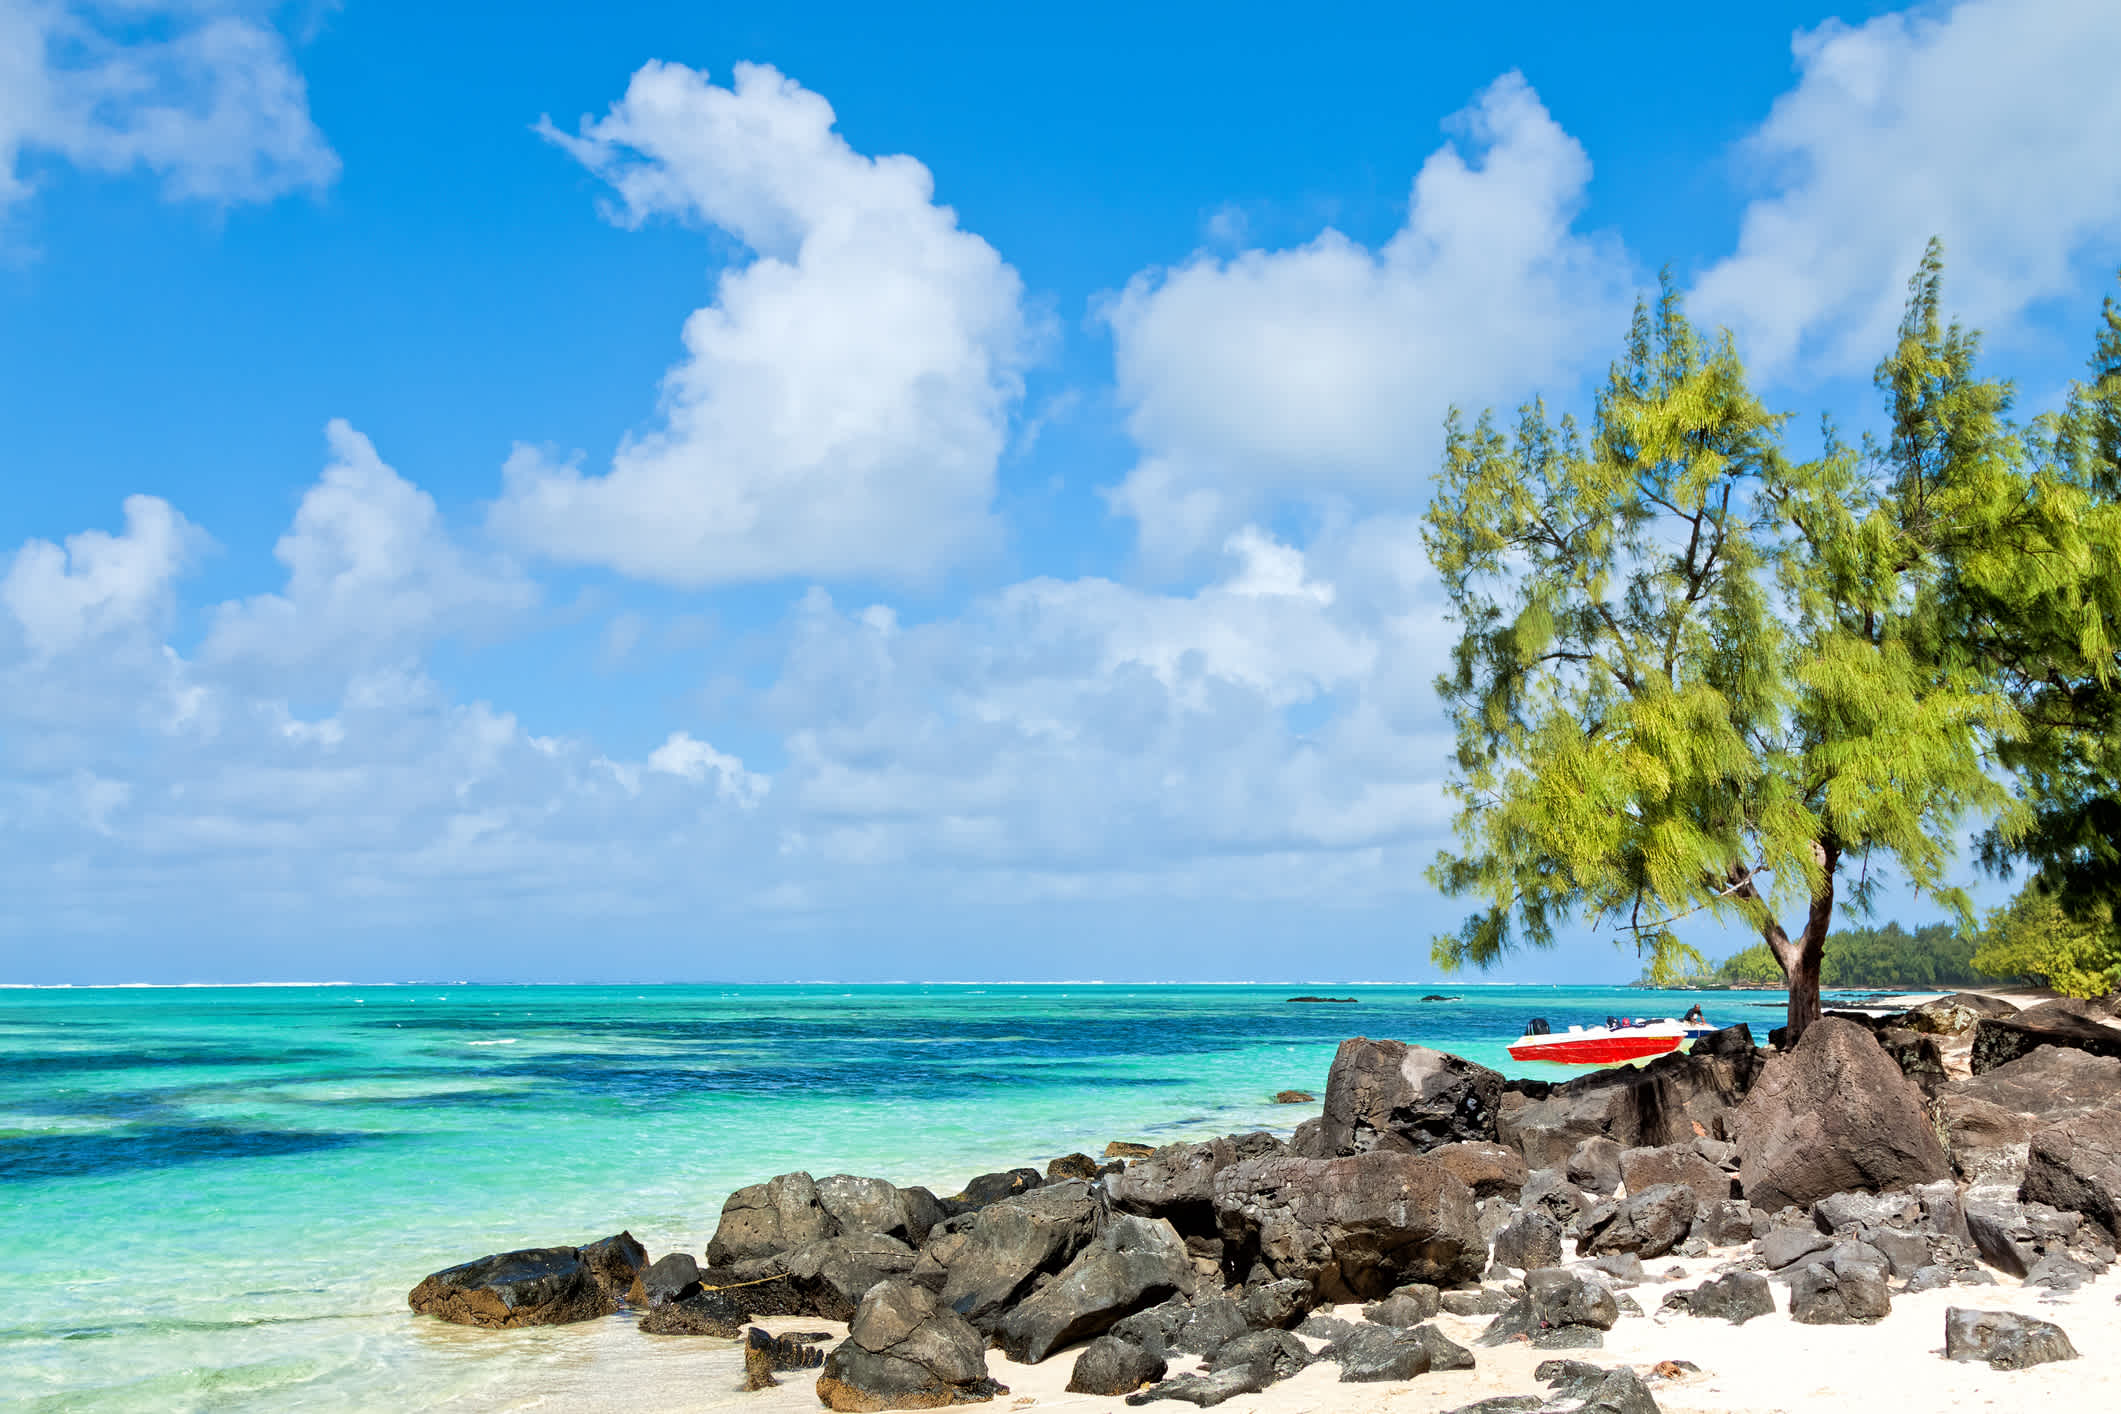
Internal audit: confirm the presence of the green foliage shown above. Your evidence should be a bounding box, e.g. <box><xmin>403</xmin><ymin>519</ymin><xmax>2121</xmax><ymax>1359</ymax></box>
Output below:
<box><xmin>1971</xmin><ymin>887</ymin><xmax>2121</xmax><ymax>999</ymax></box>
<box><xmin>1668</xmin><ymin>922</ymin><xmax>1988</xmax><ymax>990</ymax></box>
<box><xmin>1965</xmin><ymin>278</ymin><xmax>2121</xmax><ymax>918</ymax></box>
<box><xmin>1423</xmin><ymin>251</ymin><xmax>2017</xmax><ymax>1015</ymax></box>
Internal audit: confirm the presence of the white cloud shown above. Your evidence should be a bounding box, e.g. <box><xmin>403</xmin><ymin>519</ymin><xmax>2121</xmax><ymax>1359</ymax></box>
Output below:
<box><xmin>204</xmin><ymin>420</ymin><xmax>535</xmax><ymax>677</ymax></box>
<box><xmin>648</xmin><ymin>730</ymin><xmax>769</xmax><ymax>806</ymax></box>
<box><xmin>1</xmin><ymin>492</ymin><xmax>198</xmax><ymax>659</ymax></box>
<box><xmin>0</xmin><ymin>1</ymin><xmax>337</xmax><ymax>217</ymax></box>
<box><xmin>1102</xmin><ymin>72</ymin><xmax>1633</xmax><ymax>562</ymax></box>
<box><xmin>493</xmin><ymin>61</ymin><xmax>1037</xmax><ymax>586</ymax></box>
<box><xmin>1693</xmin><ymin>0</ymin><xmax>2121</xmax><ymax>377</ymax></box>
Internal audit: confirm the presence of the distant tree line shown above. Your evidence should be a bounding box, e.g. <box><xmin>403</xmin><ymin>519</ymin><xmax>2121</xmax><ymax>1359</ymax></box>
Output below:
<box><xmin>1662</xmin><ymin>921</ymin><xmax>1989</xmax><ymax>990</ymax></box>
<box><xmin>1653</xmin><ymin>889</ymin><xmax>2120</xmax><ymax>997</ymax></box>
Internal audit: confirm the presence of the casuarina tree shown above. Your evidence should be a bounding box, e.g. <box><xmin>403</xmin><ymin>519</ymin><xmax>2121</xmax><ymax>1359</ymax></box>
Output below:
<box><xmin>1962</xmin><ymin>278</ymin><xmax>2121</xmax><ymax>928</ymax></box>
<box><xmin>1421</xmin><ymin>253</ymin><xmax>2018</xmax><ymax>1040</ymax></box>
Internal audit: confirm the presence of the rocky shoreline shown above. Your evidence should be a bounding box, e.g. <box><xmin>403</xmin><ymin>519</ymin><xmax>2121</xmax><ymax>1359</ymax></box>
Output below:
<box><xmin>405</xmin><ymin>991</ymin><xmax>2121</xmax><ymax>1412</ymax></box>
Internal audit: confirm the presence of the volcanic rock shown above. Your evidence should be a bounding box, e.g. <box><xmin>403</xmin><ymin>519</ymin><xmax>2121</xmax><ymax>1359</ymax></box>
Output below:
<box><xmin>1943</xmin><ymin>1308</ymin><xmax>2078</xmax><ymax>1370</ymax></box>
<box><xmin>1313</xmin><ymin>1037</ymin><xmax>1507</xmax><ymax>1155</ymax></box>
<box><xmin>816</xmin><ymin>1280</ymin><xmax>1005</xmax><ymax>1411</ymax></box>
<box><xmin>1211</xmin><ymin>1150</ymin><xmax>1485</xmax><ymax>1299</ymax></box>
<box><xmin>407</xmin><ymin>1246</ymin><xmax>617</xmax><ymax>1328</ymax></box>
<box><xmin>1727</xmin><ymin>1018</ymin><xmax>1950</xmax><ymax>1212</ymax></box>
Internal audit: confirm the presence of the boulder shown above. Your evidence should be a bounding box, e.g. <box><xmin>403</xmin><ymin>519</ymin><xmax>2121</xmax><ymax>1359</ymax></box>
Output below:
<box><xmin>1314</xmin><ymin>1037</ymin><xmax>1507</xmax><ymax>1155</ymax></box>
<box><xmin>1297</xmin><ymin>1311</ymin><xmax>1358</xmax><ymax>1341</ymax></box>
<box><xmin>1693</xmin><ymin>1199</ymin><xmax>1758</xmax><ymax>1247</ymax></box>
<box><xmin>1273</xmin><ymin>1090</ymin><xmax>1317</xmax><ymax>1104</ymax></box>
<box><xmin>817</xmin><ymin>1280</ymin><xmax>1005</xmax><ymax>1411</ymax></box>
<box><xmin>1439</xmin><ymin>1288</ymin><xmax>1511</xmax><ymax>1317</ymax></box>
<box><xmin>1943</xmin><ymin>1308</ymin><xmax>2078</xmax><ymax>1371</ymax></box>
<box><xmin>709</xmin><ymin>1172</ymin><xmax>834</xmax><ymax>1267</ymax></box>
<box><xmin>1047</xmin><ymin>1153</ymin><xmax>1102</xmax><ymax>1181</ymax></box>
<box><xmin>1211</xmin><ymin>1150</ymin><xmax>1485</xmax><ymax>1300</ymax></box>
<box><xmin>1941</xmin><ymin>1047</ymin><xmax>2121</xmax><ymax>1187</ymax></box>
<box><xmin>1123</xmin><ymin>1364</ymin><xmax>1274</xmax><ymax>1407</ymax></box>
<box><xmin>1972</xmin><ymin>1013</ymin><xmax>2121</xmax><ymax>1074</ymax></box>
<box><xmin>1519</xmin><ymin>1170</ymin><xmax>1594</xmax><ymax>1228</ymax></box>
<box><xmin>1618</xmin><ymin>1145</ymin><xmax>1731</xmax><ymax>1206</ymax></box>
<box><xmin>994</xmin><ymin>1215</ymin><xmax>1193</xmax><ymax>1363</ymax></box>
<box><xmin>1234</xmin><ymin>1277</ymin><xmax>1313</xmax><ymax>1331</ymax></box>
<box><xmin>1787</xmin><ymin>1250</ymin><xmax>1891</xmax><ymax>1325</ymax></box>
<box><xmin>1287</xmin><ymin>1118</ymin><xmax>1327</xmax><ymax>1158</ymax></box>
<box><xmin>1428</xmin><ymin>1141</ymin><xmax>1530</xmax><ymax>1200</ymax></box>
<box><xmin>2022</xmin><ymin>1106</ymin><xmax>2121</xmax><ymax>1239</ymax></box>
<box><xmin>1110</xmin><ymin>1140</ymin><xmax>1240</xmax><ymax>1236</ymax></box>
<box><xmin>1206</xmin><ymin>1329</ymin><xmax>1312</xmax><ymax>1381</ymax></box>
<box><xmin>1107</xmin><ymin>1142</ymin><xmax>1155</xmax><ymax>1160</ymax></box>
<box><xmin>1809</xmin><ymin>1191</ymin><xmax>1919</xmax><ymax>1235</ymax></box>
<box><xmin>1727</xmin><ymin>1018</ymin><xmax>1951</xmax><ymax>1212</ymax></box>
<box><xmin>407</xmin><ymin>1246</ymin><xmax>617</xmax><ymax>1328</ymax></box>
<box><xmin>1170</xmin><ymin>1296</ymin><xmax>1249</xmax><ymax>1357</ymax></box>
<box><xmin>1874</xmin><ymin>1027</ymin><xmax>1950</xmax><ymax>1094</ymax></box>
<box><xmin>1567</xmin><ymin>1138</ymin><xmax>1624</xmax><ymax>1196</ymax></box>
<box><xmin>938</xmin><ymin>1181</ymin><xmax>1102</xmax><ymax>1331</ymax></box>
<box><xmin>638</xmin><ymin>1287</ymin><xmax>749</xmax><ymax>1336</ymax></box>
<box><xmin>1577</xmin><ymin>1184</ymin><xmax>1696</xmax><ymax>1259</ymax></box>
<box><xmin>1334</xmin><ymin>1322</ymin><xmax>1475</xmax><ymax>1381</ymax></box>
<box><xmin>909</xmin><ymin>1229</ymin><xmax>969</xmax><ymax>1293</ymax></box>
<box><xmin>1492</xmin><ymin>1209</ymin><xmax>1565</xmax><ymax>1271</ymax></box>
<box><xmin>953</xmin><ymin>1168</ymin><xmax>1044</xmax><ymax>1210</ymax></box>
<box><xmin>1523</xmin><ymin>1267</ymin><xmax>1619</xmax><ymax>1329</ymax></box>
<box><xmin>628</xmin><ymin>1251</ymin><xmax>700</xmax><ymax>1308</ymax></box>
<box><xmin>1533</xmin><ymin>1362</ymin><xmax>1661</xmax><ymax>1414</ymax></box>
<box><xmin>576</xmin><ymin>1232</ymin><xmax>649</xmax><ymax>1302</ymax></box>
<box><xmin>782</xmin><ymin>1233</ymin><xmax>921</xmax><ymax>1321</ymax></box>
<box><xmin>1662</xmin><ymin>1271</ymin><xmax>1773</xmax><ymax>1324</ymax></box>
<box><xmin>1362</xmin><ymin>1286</ymin><xmax>1441</xmax><ymax>1327</ymax></box>
<box><xmin>1067</xmin><ymin>1335</ymin><xmax>1167</xmax><ymax>1395</ymax></box>
<box><xmin>816</xmin><ymin>1176</ymin><xmax>920</xmax><ymax>1244</ymax></box>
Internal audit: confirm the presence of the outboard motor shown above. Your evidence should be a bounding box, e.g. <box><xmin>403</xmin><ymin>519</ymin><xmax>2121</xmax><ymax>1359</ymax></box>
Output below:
<box><xmin>1526</xmin><ymin>1017</ymin><xmax>1551</xmax><ymax>1035</ymax></box>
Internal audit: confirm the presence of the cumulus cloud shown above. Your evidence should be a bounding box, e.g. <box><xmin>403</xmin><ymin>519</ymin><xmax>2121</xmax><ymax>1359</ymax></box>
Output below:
<box><xmin>1102</xmin><ymin>72</ymin><xmax>1633</xmax><ymax>562</ymax></box>
<box><xmin>646</xmin><ymin>730</ymin><xmax>769</xmax><ymax>806</ymax></box>
<box><xmin>1</xmin><ymin>492</ymin><xmax>199</xmax><ymax>659</ymax></box>
<box><xmin>204</xmin><ymin>420</ymin><xmax>535</xmax><ymax>677</ymax></box>
<box><xmin>1693</xmin><ymin>0</ymin><xmax>2121</xmax><ymax>377</ymax></box>
<box><xmin>763</xmin><ymin>524</ymin><xmax>1453</xmax><ymax>881</ymax></box>
<box><xmin>0</xmin><ymin>0</ymin><xmax>337</xmax><ymax>216</ymax></box>
<box><xmin>493</xmin><ymin>61</ymin><xmax>1037</xmax><ymax>586</ymax></box>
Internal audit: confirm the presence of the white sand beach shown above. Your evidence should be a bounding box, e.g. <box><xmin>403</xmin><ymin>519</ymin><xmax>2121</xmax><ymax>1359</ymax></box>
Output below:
<box><xmin>444</xmin><ymin>1255</ymin><xmax>2120</xmax><ymax>1414</ymax></box>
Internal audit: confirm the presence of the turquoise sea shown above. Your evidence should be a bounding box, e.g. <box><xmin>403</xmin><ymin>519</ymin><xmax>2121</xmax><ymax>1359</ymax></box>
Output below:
<box><xmin>0</xmin><ymin>983</ymin><xmax>1799</xmax><ymax>1410</ymax></box>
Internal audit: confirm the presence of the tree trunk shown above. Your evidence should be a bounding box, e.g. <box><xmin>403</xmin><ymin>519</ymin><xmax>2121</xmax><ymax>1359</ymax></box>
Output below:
<box><xmin>1764</xmin><ymin>841</ymin><xmax>1840</xmax><ymax>1044</ymax></box>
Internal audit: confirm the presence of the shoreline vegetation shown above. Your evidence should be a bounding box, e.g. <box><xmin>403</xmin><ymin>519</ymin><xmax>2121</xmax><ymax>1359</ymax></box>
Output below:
<box><xmin>406</xmin><ymin>990</ymin><xmax>2121</xmax><ymax>1412</ymax></box>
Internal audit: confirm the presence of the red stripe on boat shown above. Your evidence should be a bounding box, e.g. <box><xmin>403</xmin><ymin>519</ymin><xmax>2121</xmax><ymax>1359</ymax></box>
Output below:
<box><xmin>1506</xmin><ymin>1034</ymin><xmax>1683</xmax><ymax>1063</ymax></box>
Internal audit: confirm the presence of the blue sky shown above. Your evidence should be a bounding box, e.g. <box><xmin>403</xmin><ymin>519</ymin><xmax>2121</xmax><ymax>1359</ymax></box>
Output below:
<box><xmin>2</xmin><ymin>0</ymin><xmax>2117</xmax><ymax>984</ymax></box>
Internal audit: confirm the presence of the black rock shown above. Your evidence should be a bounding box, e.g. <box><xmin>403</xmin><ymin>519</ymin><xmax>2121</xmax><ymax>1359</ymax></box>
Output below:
<box><xmin>1493</xmin><ymin>1210</ymin><xmax>1565</xmax><ymax>1272</ymax></box>
<box><xmin>1124</xmin><ymin>1365</ymin><xmax>1275</xmax><ymax>1408</ymax></box>
<box><xmin>1171</xmin><ymin>1296</ymin><xmax>1249</xmax><ymax>1356</ymax></box>
<box><xmin>1362</xmin><ymin>1285</ymin><xmax>1441</xmax><ymax>1327</ymax></box>
<box><xmin>1662</xmin><ymin>1271</ymin><xmax>1773</xmax><ymax>1324</ymax></box>
<box><xmin>1577</xmin><ymin>1184</ymin><xmax>1696</xmax><ymax>1260</ymax></box>
<box><xmin>1334</xmin><ymin>1322</ymin><xmax>1476</xmax><ymax>1381</ymax></box>
<box><xmin>1207</xmin><ymin>1329</ymin><xmax>1311</xmax><ymax>1380</ymax></box>
<box><xmin>629</xmin><ymin>1251</ymin><xmax>701</xmax><ymax>1308</ymax></box>
<box><xmin>1067</xmin><ymin>1335</ymin><xmax>1168</xmax><ymax>1396</ymax></box>
<box><xmin>816</xmin><ymin>1279</ymin><xmax>1005</xmax><ymax>1410</ymax></box>
<box><xmin>1235</xmin><ymin>1277</ymin><xmax>1313</xmax><ymax>1330</ymax></box>
<box><xmin>744</xmin><ymin>1326</ymin><xmax>828</xmax><ymax>1392</ymax></box>
<box><xmin>994</xmin><ymin>1214</ymin><xmax>1193</xmax><ymax>1363</ymax></box>
<box><xmin>637</xmin><ymin>1285</ymin><xmax>749</xmax><ymax>1336</ymax></box>
<box><xmin>1787</xmin><ymin>1252</ymin><xmax>1891</xmax><ymax>1325</ymax></box>
<box><xmin>1943</xmin><ymin>1307</ymin><xmax>2079</xmax><ymax>1370</ymax></box>
<box><xmin>407</xmin><ymin>1246</ymin><xmax>617</xmax><ymax>1328</ymax></box>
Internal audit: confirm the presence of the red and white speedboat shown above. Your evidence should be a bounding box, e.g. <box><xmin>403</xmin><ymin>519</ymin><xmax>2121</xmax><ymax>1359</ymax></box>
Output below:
<box><xmin>1506</xmin><ymin>1015</ymin><xmax>1715</xmax><ymax>1064</ymax></box>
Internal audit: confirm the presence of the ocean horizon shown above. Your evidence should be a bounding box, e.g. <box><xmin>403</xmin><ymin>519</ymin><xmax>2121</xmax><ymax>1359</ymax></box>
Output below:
<box><xmin>2</xmin><ymin>981</ymin><xmax>1821</xmax><ymax>1409</ymax></box>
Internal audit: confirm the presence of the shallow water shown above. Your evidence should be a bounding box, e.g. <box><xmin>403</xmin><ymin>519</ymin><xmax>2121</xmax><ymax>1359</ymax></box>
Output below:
<box><xmin>0</xmin><ymin>982</ymin><xmax>1790</xmax><ymax>1410</ymax></box>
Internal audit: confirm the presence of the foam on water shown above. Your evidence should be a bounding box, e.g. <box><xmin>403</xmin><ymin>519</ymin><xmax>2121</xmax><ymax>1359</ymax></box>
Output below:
<box><xmin>0</xmin><ymin>981</ymin><xmax>1782</xmax><ymax>1409</ymax></box>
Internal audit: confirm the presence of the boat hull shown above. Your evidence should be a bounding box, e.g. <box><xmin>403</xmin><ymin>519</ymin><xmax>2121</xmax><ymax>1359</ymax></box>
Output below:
<box><xmin>1506</xmin><ymin>1033</ymin><xmax>1684</xmax><ymax>1064</ymax></box>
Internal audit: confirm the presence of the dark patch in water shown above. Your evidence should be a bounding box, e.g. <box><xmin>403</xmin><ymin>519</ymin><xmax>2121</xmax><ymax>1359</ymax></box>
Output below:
<box><xmin>4</xmin><ymin>1046</ymin><xmax>340</xmax><ymax>1077</ymax></box>
<box><xmin>0</xmin><ymin>1126</ymin><xmax>375</xmax><ymax>1182</ymax></box>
